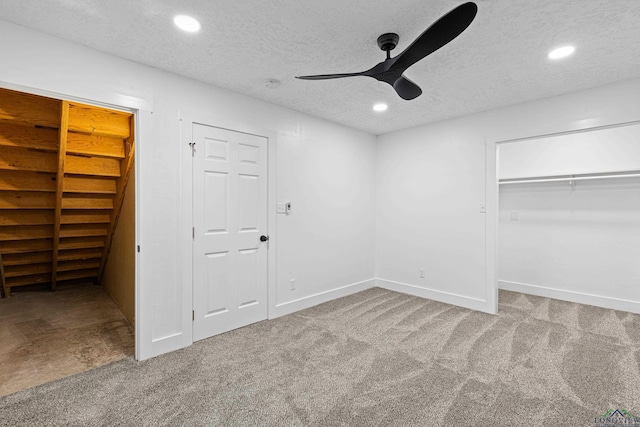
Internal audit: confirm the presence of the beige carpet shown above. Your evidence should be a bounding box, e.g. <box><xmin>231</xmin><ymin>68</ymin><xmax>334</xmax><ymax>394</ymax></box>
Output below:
<box><xmin>1</xmin><ymin>288</ymin><xmax>639</xmax><ymax>426</ymax></box>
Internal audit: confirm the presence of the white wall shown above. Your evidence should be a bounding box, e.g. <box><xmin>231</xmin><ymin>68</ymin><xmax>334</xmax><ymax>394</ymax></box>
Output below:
<box><xmin>0</xmin><ymin>20</ymin><xmax>376</xmax><ymax>360</ymax></box>
<box><xmin>376</xmin><ymin>121</ymin><xmax>490</xmax><ymax>311</ymax></box>
<box><xmin>376</xmin><ymin>77</ymin><xmax>640</xmax><ymax>314</ymax></box>
<box><xmin>499</xmin><ymin>123</ymin><xmax>640</xmax><ymax>180</ymax></box>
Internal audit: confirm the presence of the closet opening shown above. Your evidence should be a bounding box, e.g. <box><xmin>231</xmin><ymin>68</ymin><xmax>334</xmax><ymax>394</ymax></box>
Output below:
<box><xmin>0</xmin><ymin>87</ymin><xmax>136</xmax><ymax>396</ymax></box>
<box><xmin>495</xmin><ymin>122</ymin><xmax>640</xmax><ymax>314</ymax></box>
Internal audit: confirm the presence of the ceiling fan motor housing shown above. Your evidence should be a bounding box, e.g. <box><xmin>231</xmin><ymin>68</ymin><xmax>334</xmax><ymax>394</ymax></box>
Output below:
<box><xmin>377</xmin><ymin>33</ymin><xmax>399</xmax><ymax>52</ymax></box>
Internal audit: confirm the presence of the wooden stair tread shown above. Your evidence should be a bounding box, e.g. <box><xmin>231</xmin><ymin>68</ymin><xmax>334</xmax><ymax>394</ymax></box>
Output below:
<box><xmin>57</xmin><ymin>259</ymin><xmax>101</xmax><ymax>272</ymax></box>
<box><xmin>58</xmin><ymin>236</ymin><xmax>106</xmax><ymax>250</ymax></box>
<box><xmin>56</xmin><ymin>268</ymin><xmax>99</xmax><ymax>281</ymax></box>
<box><xmin>0</xmin><ymin>170</ymin><xmax>56</xmax><ymax>192</ymax></box>
<box><xmin>57</xmin><ymin>248</ymin><xmax>103</xmax><ymax>261</ymax></box>
<box><xmin>0</xmin><ymin>239</ymin><xmax>53</xmax><ymax>254</ymax></box>
<box><xmin>0</xmin><ymin>210</ymin><xmax>54</xmax><ymax>226</ymax></box>
<box><xmin>4</xmin><ymin>263</ymin><xmax>52</xmax><ymax>277</ymax></box>
<box><xmin>2</xmin><ymin>251</ymin><xmax>52</xmax><ymax>266</ymax></box>
<box><xmin>61</xmin><ymin>210</ymin><xmax>111</xmax><ymax>224</ymax></box>
<box><xmin>5</xmin><ymin>273</ymin><xmax>51</xmax><ymax>287</ymax></box>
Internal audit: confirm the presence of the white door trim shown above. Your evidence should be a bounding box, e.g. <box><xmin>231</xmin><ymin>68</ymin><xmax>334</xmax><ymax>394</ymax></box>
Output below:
<box><xmin>484</xmin><ymin>139</ymin><xmax>498</xmax><ymax>314</ymax></box>
<box><xmin>179</xmin><ymin>110</ymin><xmax>278</xmax><ymax>345</ymax></box>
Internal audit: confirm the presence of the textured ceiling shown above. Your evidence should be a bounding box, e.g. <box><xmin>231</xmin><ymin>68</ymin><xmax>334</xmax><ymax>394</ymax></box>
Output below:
<box><xmin>1</xmin><ymin>0</ymin><xmax>640</xmax><ymax>135</ymax></box>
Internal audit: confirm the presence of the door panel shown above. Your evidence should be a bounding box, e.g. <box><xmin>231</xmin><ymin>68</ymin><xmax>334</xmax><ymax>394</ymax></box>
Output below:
<box><xmin>238</xmin><ymin>174</ymin><xmax>259</xmax><ymax>231</ymax></box>
<box><xmin>193</xmin><ymin>124</ymin><xmax>268</xmax><ymax>341</ymax></box>
<box><xmin>204</xmin><ymin>251</ymin><xmax>229</xmax><ymax>316</ymax></box>
<box><xmin>204</xmin><ymin>171</ymin><xmax>228</xmax><ymax>233</ymax></box>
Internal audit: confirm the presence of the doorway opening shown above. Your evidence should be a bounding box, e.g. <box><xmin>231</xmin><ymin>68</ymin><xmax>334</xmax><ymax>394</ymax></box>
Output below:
<box><xmin>0</xmin><ymin>87</ymin><xmax>136</xmax><ymax>396</ymax></box>
<box><xmin>492</xmin><ymin>122</ymin><xmax>640</xmax><ymax>314</ymax></box>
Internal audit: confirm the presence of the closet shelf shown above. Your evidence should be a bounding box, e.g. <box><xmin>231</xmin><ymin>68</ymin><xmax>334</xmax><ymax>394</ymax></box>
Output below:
<box><xmin>499</xmin><ymin>170</ymin><xmax>640</xmax><ymax>185</ymax></box>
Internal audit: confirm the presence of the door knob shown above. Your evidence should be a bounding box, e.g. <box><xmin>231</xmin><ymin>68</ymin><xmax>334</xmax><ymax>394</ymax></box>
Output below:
<box><xmin>260</xmin><ymin>235</ymin><xmax>269</xmax><ymax>242</ymax></box>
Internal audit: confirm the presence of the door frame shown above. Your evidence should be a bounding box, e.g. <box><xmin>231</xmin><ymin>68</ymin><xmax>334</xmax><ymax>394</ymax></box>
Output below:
<box><xmin>179</xmin><ymin>110</ymin><xmax>278</xmax><ymax>343</ymax></box>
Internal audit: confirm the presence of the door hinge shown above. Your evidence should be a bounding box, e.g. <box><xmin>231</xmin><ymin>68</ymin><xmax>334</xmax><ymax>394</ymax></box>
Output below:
<box><xmin>188</xmin><ymin>142</ymin><xmax>196</xmax><ymax>157</ymax></box>
<box><xmin>192</xmin><ymin>310</ymin><xmax>195</xmax><ymax>321</ymax></box>
<box><xmin>137</xmin><ymin>245</ymin><xmax>140</xmax><ymax>253</ymax></box>
<box><xmin>192</xmin><ymin>227</ymin><xmax>195</xmax><ymax>240</ymax></box>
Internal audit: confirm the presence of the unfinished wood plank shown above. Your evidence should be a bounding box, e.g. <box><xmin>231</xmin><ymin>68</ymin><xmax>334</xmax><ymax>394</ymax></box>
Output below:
<box><xmin>0</xmin><ymin>123</ymin><xmax>59</xmax><ymax>151</ymax></box>
<box><xmin>5</xmin><ymin>273</ymin><xmax>50</xmax><ymax>287</ymax></box>
<box><xmin>61</xmin><ymin>194</ymin><xmax>114</xmax><ymax>210</ymax></box>
<box><xmin>0</xmin><ymin>192</ymin><xmax>56</xmax><ymax>209</ymax></box>
<box><xmin>68</xmin><ymin>103</ymin><xmax>131</xmax><ymax>139</ymax></box>
<box><xmin>0</xmin><ymin>88</ymin><xmax>61</xmax><ymax>128</ymax></box>
<box><xmin>65</xmin><ymin>154</ymin><xmax>121</xmax><ymax>177</ymax></box>
<box><xmin>3</xmin><ymin>251</ymin><xmax>52</xmax><ymax>266</ymax></box>
<box><xmin>67</xmin><ymin>133</ymin><xmax>125</xmax><ymax>158</ymax></box>
<box><xmin>4</xmin><ymin>263</ymin><xmax>51</xmax><ymax>278</ymax></box>
<box><xmin>99</xmin><ymin>116</ymin><xmax>134</xmax><ymax>284</ymax></box>
<box><xmin>0</xmin><ymin>146</ymin><xmax>57</xmax><ymax>173</ymax></box>
<box><xmin>59</xmin><ymin>223</ymin><xmax>108</xmax><ymax>238</ymax></box>
<box><xmin>57</xmin><ymin>259</ymin><xmax>101</xmax><ymax>272</ymax></box>
<box><xmin>0</xmin><ymin>251</ymin><xmax>7</xmax><ymax>298</ymax></box>
<box><xmin>57</xmin><ymin>248</ymin><xmax>103</xmax><ymax>262</ymax></box>
<box><xmin>0</xmin><ymin>225</ymin><xmax>53</xmax><ymax>240</ymax></box>
<box><xmin>51</xmin><ymin>101</ymin><xmax>69</xmax><ymax>290</ymax></box>
<box><xmin>0</xmin><ymin>210</ymin><xmax>54</xmax><ymax>226</ymax></box>
<box><xmin>58</xmin><ymin>236</ymin><xmax>105</xmax><ymax>250</ymax></box>
<box><xmin>61</xmin><ymin>210</ymin><xmax>111</xmax><ymax>224</ymax></box>
<box><xmin>0</xmin><ymin>170</ymin><xmax>56</xmax><ymax>192</ymax></box>
<box><xmin>56</xmin><ymin>268</ymin><xmax>99</xmax><ymax>282</ymax></box>
<box><xmin>0</xmin><ymin>239</ymin><xmax>52</xmax><ymax>254</ymax></box>
<box><xmin>63</xmin><ymin>176</ymin><xmax>117</xmax><ymax>194</ymax></box>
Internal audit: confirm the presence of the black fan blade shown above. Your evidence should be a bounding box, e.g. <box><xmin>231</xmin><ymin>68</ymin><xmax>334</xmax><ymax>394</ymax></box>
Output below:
<box><xmin>391</xmin><ymin>2</ymin><xmax>477</xmax><ymax>73</ymax></box>
<box><xmin>393</xmin><ymin>75</ymin><xmax>423</xmax><ymax>100</ymax></box>
<box><xmin>296</xmin><ymin>72</ymin><xmax>364</xmax><ymax>80</ymax></box>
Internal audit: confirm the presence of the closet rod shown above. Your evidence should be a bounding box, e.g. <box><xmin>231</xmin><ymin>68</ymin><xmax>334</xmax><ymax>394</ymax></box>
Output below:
<box><xmin>499</xmin><ymin>170</ymin><xmax>640</xmax><ymax>185</ymax></box>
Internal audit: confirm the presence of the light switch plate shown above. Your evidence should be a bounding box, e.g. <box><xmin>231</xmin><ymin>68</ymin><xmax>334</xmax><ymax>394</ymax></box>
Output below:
<box><xmin>277</xmin><ymin>203</ymin><xmax>286</xmax><ymax>214</ymax></box>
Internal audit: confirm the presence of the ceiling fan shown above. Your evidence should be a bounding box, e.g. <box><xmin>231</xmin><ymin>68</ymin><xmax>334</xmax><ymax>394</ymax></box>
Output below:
<box><xmin>296</xmin><ymin>2</ymin><xmax>478</xmax><ymax>100</ymax></box>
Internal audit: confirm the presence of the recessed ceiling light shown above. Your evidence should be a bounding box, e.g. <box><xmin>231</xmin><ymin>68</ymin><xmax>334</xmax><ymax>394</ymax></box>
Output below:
<box><xmin>174</xmin><ymin>15</ymin><xmax>201</xmax><ymax>33</ymax></box>
<box><xmin>548</xmin><ymin>45</ymin><xmax>575</xmax><ymax>60</ymax></box>
<box><xmin>373</xmin><ymin>103</ymin><xmax>388</xmax><ymax>112</ymax></box>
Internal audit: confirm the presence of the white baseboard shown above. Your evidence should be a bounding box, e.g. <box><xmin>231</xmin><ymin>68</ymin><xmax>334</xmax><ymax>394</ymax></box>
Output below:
<box><xmin>376</xmin><ymin>279</ymin><xmax>493</xmax><ymax>314</ymax></box>
<box><xmin>499</xmin><ymin>280</ymin><xmax>640</xmax><ymax>314</ymax></box>
<box><xmin>271</xmin><ymin>279</ymin><xmax>376</xmax><ymax>318</ymax></box>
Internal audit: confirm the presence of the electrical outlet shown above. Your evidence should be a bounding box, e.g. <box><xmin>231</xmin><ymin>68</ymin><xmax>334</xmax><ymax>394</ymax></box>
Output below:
<box><xmin>419</xmin><ymin>268</ymin><xmax>425</xmax><ymax>278</ymax></box>
<box><xmin>480</xmin><ymin>203</ymin><xmax>486</xmax><ymax>213</ymax></box>
<box><xmin>289</xmin><ymin>277</ymin><xmax>296</xmax><ymax>290</ymax></box>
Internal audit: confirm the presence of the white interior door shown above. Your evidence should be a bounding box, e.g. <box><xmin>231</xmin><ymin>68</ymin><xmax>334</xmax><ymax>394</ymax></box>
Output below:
<box><xmin>192</xmin><ymin>123</ymin><xmax>268</xmax><ymax>341</ymax></box>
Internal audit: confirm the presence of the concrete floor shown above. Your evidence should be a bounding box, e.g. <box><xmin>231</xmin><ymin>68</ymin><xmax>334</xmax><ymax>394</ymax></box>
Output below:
<box><xmin>0</xmin><ymin>283</ymin><xmax>134</xmax><ymax>397</ymax></box>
